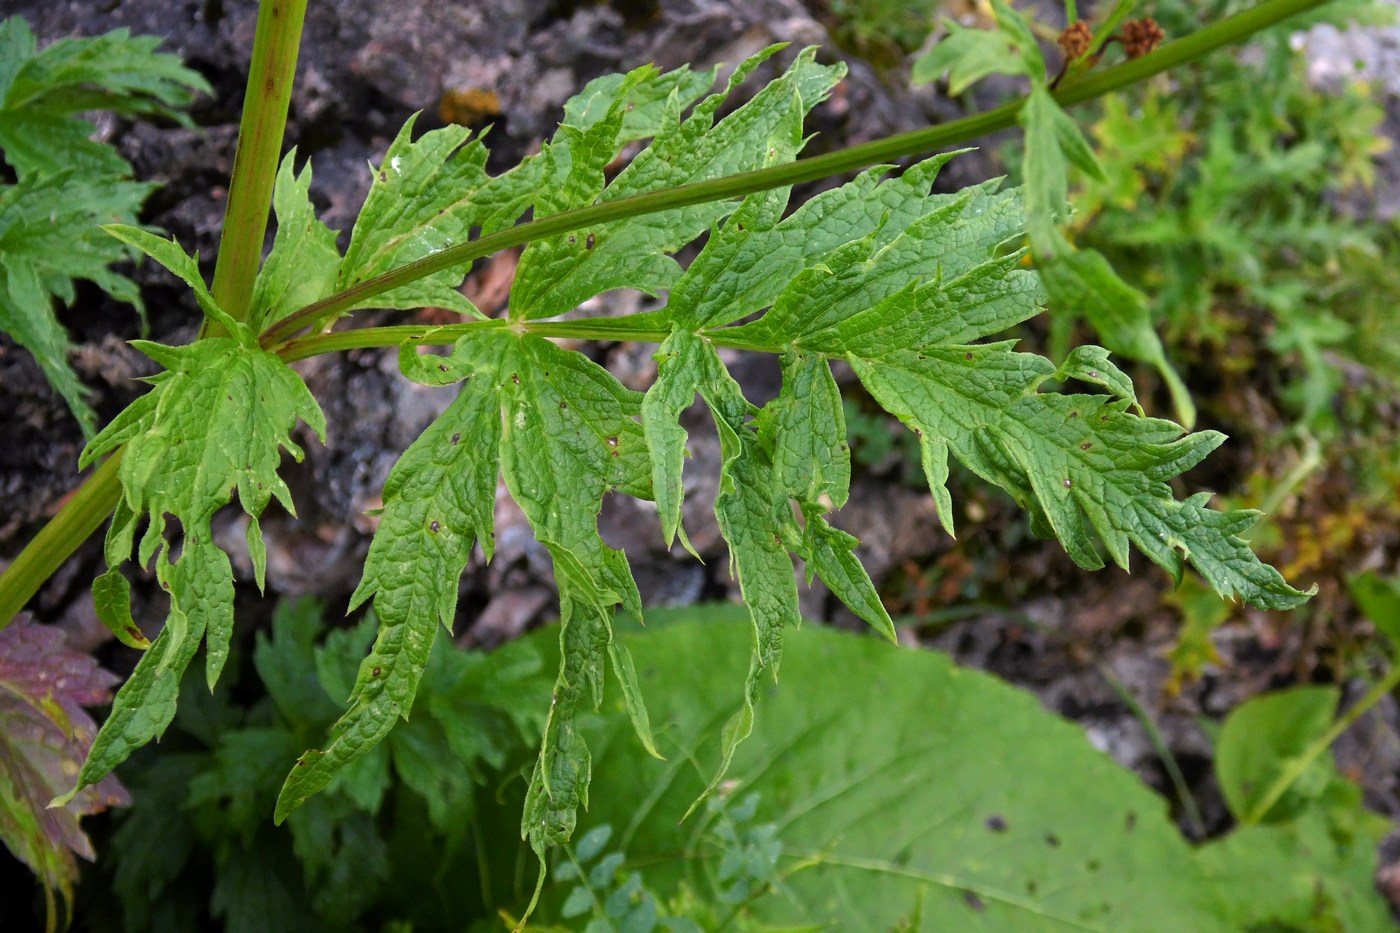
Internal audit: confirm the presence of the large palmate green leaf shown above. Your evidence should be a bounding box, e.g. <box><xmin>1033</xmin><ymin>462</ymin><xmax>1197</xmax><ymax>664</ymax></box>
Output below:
<box><xmin>61</xmin><ymin>229</ymin><xmax>324</xmax><ymax>804</ymax></box>
<box><xmin>78</xmin><ymin>44</ymin><xmax>1313</xmax><ymax>888</ymax></box>
<box><xmin>509</xmin><ymin>610</ymin><xmax>1234</xmax><ymax>931</ymax></box>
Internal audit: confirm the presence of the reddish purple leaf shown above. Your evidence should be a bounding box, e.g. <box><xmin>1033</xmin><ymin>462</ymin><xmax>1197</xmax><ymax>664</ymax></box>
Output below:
<box><xmin>0</xmin><ymin>614</ymin><xmax>131</xmax><ymax>919</ymax></box>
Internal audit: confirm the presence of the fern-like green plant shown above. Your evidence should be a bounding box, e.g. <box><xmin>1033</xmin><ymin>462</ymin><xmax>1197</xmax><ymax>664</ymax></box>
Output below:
<box><xmin>0</xmin><ymin>0</ymin><xmax>1343</xmax><ymax>919</ymax></box>
<box><xmin>0</xmin><ymin>17</ymin><xmax>210</xmax><ymax>436</ymax></box>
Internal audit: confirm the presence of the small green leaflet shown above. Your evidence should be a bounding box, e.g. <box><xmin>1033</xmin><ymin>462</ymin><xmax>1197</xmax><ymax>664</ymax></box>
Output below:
<box><xmin>285</xmin><ymin>329</ymin><xmax>664</xmax><ymax>856</ymax></box>
<box><xmin>249</xmin><ymin>151</ymin><xmax>340</xmax><ymax>333</ymax></box>
<box><xmin>0</xmin><ymin>18</ymin><xmax>208</xmax><ymax>435</ymax></box>
<box><xmin>0</xmin><ymin>18</ymin><xmax>210</xmax><ymax>179</ymax></box>
<box><xmin>912</xmin><ymin>19</ymin><xmax>1035</xmax><ymax>94</ymax></box>
<box><xmin>58</xmin><ymin>228</ymin><xmax>324</xmax><ymax>803</ymax></box>
<box><xmin>1019</xmin><ymin>83</ymin><xmax>1196</xmax><ymax>426</ymax></box>
<box><xmin>509</xmin><ymin>46</ymin><xmax>842</xmax><ymax>321</ymax></box>
<box><xmin>274</xmin><ymin>380</ymin><xmax>498</xmax><ymax>822</ymax></box>
<box><xmin>0</xmin><ymin>171</ymin><xmax>151</xmax><ymax>437</ymax></box>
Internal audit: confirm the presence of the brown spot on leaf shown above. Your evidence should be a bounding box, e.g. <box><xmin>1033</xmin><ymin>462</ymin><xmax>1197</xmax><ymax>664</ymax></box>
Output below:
<box><xmin>963</xmin><ymin>891</ymin><xmax>986</xmax><ymax>912</ymax></box>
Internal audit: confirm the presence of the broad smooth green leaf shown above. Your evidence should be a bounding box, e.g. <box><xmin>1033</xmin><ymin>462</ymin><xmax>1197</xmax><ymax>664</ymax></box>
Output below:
<box><xmin>1196</xmin><ymin>805</ymin><xmax>1392</xmax><ymax>931</ymax></box>
<box><xmin>1214</xmin><ymin>685</ymin><xmax>1344</xmax><ymax>824</ymax></box>
<box><xmin>513</xmin><ymin>612</ymin><xmax>1235</xmax><ymax>931</ymax></box>
<box><xmin>1348</xmin><ymin>571</ymin><xmax>1400</xmax><ymax>648</ymax></box>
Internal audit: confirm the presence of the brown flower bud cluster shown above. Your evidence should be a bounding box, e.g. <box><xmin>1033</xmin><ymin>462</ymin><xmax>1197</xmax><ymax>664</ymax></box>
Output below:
<box><xmin>1057</xmin><ymin>20</ymin><xmax>1094</xmax><ymax>61</ymax></box>
<box><xmin>1121</xmin><ymin>18</ymin><xmax>1165</xmax><ymax>58</ymax></box>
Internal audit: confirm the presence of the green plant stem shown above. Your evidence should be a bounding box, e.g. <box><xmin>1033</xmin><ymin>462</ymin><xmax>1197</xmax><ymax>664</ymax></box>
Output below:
<box><xmin>0</xmin><ymin>454</ymin><xmax>122</xmax><ymax>627</ymax></box>
<box><xmin>1098</xmin><ymin>664</ymin><xmax>1207</xmax><ymax>837</ymax></box>
<box><xmin>205</xmin><ymin>0</ymin><xmax>308</xmax><ymax>335</ymax></box>
<box><xmin>1245</xmin><ymin>432</ymin><xmax>1322</xmax><ymax>538</ymax></box>
<box><xmin>276</xmin><ymin>317</ymin><xmax>769</xmax><ymax>361</ymax></box>
<box><xmin>260</xmin><ymin>0</ymin><xmax>1334</xmax><ymax>349</ymax></box>
<box><xmin>0</xmin><ymin>0</ymin><xmax>1338</xmax><ymax>628</ymax></box>
<box><xmin>1243</xmin><ymin>662</ymin><xmax>1400</xmax><ymax>825</ymax></box>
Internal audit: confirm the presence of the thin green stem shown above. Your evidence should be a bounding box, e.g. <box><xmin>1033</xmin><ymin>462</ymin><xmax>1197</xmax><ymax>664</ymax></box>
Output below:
<box><xmin>0</xmin><ymin>454</ymin><xmax>122</xmax><ymax>627</ymax></box>
<box><xmin>1099</xmin><ymin>664</ymin><xmax>1207</xmax><ymax>837</ymax></box>
<box><xmin>277</xmin><ymin>317</ymin><xmax>781</xmax><ymax>362</ymax></box>
<box><xmin>205</xmin><ymin>0</ymin><xmax>308</xmax><ymax>334</ymax></box>
<box><xmin>260</xmin><ymin>0</ymin><xmax>1333</xmax><ymax>350</ymax></box>
<box><xmin>1085</xmin><ymin>0</ymin><xmax>1139</xmax><ymax>61</ymax></box>
<box><xmin>1243</xmin><ymin>663</ymin><xmax>1400</xmax><ymax>825</ymax></box>
<box><xmin>279</xmin><ymin>322</ymin><xmax>503</xmax><ymax>361</ymax></box>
